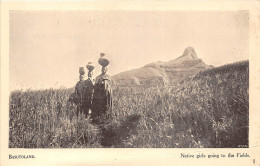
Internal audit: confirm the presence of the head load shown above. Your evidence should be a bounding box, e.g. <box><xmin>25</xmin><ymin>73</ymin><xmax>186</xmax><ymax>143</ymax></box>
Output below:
<box><xmin>86</xmin><ymin>62</ymin><xmax>95</xmax><ymax>71</ymax></box>
<box><xmin>79</xmin><ymin>67</ymin><xmax>85</xmax><ymax>75</ymax></box>
<box><xmin>98</xmin><ymin>53</ymin><xmax>110</xmax><ymax>67</ymax></box>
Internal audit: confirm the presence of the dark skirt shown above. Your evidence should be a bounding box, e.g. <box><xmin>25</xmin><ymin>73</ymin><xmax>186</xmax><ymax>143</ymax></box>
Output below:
<box><xmin>77</xmin><ymin>102</ymin><xmax>91</xmax><ymax>118</ymax></box>
<box><xmin>91</xmin><ymin>99</ymin><xmax>110</xmax><ymax>123</ymax></box>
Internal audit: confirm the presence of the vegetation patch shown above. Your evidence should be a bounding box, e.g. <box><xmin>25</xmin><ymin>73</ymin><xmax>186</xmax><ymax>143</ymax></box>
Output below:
<box><xmin>9</xmin><ymin>61</ymin><xmax>249</xmax><ymax>148</ymax></box>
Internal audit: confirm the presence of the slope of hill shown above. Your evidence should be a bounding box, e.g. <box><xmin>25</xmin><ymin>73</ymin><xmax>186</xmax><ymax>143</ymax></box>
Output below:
<box><xmin>112</xmin><ymin>47</ymin><xmax>214</xmax><ymax>86</ymax></box>
<box><xmin>9</xmin><ymin>60</ymin><xmax>248</xmax><ymax>148</ymax></box>
<box><xmin>165</xmin><ymin>60</ymin><xmax>249</xmax><ymax>147</ymax></box>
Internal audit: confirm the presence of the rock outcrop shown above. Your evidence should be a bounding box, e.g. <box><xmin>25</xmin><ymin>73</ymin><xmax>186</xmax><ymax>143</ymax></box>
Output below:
<box><xmin>112</xmin><ymin>47</ymin><xmax>214</xmax><ymax>86</ymax></box>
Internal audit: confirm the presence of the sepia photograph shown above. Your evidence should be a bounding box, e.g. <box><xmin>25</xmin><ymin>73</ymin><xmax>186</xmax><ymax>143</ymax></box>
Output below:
<box><xmin>1</xmin><ymin>1</ymin><xmax>260</xmax><ymax>166</ymax></box>
<box><xmin>8</xmin><ymin>10</ymin><xmax>249</xmax><ymax>148</ymax></box>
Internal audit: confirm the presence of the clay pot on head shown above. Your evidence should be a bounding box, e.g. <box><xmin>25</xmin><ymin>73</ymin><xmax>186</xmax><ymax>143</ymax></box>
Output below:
<box><xmin>98</xmin><ymin>53</ymin><xmax>110</xmax><ymax>67</ymax></box>
<box><xmin>79</xmin><ymin>67</ymin><xmax>85</xmax><ymax>75</ymax></box>
<box><xmin>86</xmin><ymin>62</ymin><xmax>95</xmax><ymax>71</ymax></box>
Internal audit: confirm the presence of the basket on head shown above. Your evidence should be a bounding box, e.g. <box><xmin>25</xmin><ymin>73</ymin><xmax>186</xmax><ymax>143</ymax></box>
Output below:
<box><xmin>86</xmin><ymin>62</ymin><xmax>95</xmax><ymax>71</ymax></box>
<box><xmin>98</xmin><ymin>53</ymin><xmax>110</xmax><ymax>67</ymax></box>
<box><xmin>79</xmin><ymin>67</ymin><xmax>85</xmax><ymax>75</ymax></box>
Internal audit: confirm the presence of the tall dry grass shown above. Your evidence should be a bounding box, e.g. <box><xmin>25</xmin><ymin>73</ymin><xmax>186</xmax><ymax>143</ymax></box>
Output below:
<box><xmin>9</xmin><ymin>61</ymin><xmax>249</xmax><ymax>148</ymax></box>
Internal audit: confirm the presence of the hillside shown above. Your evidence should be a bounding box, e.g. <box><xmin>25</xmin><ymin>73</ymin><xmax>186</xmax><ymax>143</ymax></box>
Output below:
<box><xmin>9</xmin><ymin>61</ymin><xmax>248</xmax><ymax>148</ymax></box>
<box><xmin>112</xmin><ymin>47</ymin><xmax>214</xmax><ymax>86</ymax></box>
<box><xmin>165</xmin><ymin>60</ymin><xmax>249</xmax><ymax>147</ymax></box>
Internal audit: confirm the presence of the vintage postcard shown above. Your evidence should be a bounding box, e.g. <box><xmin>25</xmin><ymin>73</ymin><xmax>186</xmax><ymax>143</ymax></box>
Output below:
<box><xmin>1</xmin><ymin>0</ymin><xmax>260</xmax><ymax>166</ymax></box>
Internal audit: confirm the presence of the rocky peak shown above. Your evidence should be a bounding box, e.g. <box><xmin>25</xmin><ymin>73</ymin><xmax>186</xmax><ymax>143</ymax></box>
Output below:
<box><xmin>180</xmin><ymin>46</ymin><xmax>198</xmax><ymax>60</ymax></box>
<box><xmin>144</xmin><ymin>47</ymin><xmax>201</xmax><ymax>68</ymax></box>
<box><xmin>112</xmin><ymin>47</ymin><xmax>213</xmax><ymax>86</ymax></box>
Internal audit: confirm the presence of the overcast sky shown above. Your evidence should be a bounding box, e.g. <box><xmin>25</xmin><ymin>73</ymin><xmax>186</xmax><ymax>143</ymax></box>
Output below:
<box><xmin>10</xmin><ymin>11</ymin><xmax>249</xmax><ymax>90</ymax></box>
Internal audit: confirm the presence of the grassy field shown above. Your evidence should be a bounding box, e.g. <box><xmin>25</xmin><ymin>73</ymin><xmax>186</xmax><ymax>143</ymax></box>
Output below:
<box><xmin>9</xmin><ymin>61</ymin><xmax>249</xmax><ymax>148</ymax></box>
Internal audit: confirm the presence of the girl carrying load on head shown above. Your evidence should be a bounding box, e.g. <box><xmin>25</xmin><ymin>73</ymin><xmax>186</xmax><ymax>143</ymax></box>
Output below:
<box><xmin>92</xmin><ymin>53</ymin><xmax>113</xmax><ymax>123</ymax></box>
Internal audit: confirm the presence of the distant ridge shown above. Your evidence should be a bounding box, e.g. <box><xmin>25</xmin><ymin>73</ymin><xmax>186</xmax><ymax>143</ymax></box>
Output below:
<box><xmin>112</xmin><ymin>47</ymin><xmax>214</xmax><ymax>86</ymax></box>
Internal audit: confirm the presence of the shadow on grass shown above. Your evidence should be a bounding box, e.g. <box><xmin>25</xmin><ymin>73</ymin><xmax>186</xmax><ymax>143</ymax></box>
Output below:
<box><xmin>98</xmin><ymin>114</ymin><xmax>141</xmax><ymax>147</ymax></box>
